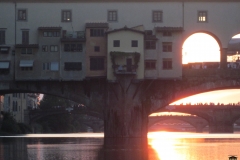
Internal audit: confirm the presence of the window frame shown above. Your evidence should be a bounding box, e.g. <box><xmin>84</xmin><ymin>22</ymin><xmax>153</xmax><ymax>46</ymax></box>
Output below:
<box><xmin>162</xmin><ymin>42</ymin><xmax>172</xmax><ymax>52</ymax></box>
<box><xmin>90</xmin><ymin>57</ymin><xmax>105</xmax><ymax>71</ymax></box>
<box><xmin>94</xmin><ymin>46</ymin><xmax>100</xmax><ymax>52</ymax></box>
<box><xmin>131</xmin><ymin>40</ymin><xmax>138</xmax><ymax>47</ymax></box>
<box><xmin>90</xmin><ymin>29</ymin><xmax>105</xmax><ymax>37</ymax></box>
<box><xmin>64</xmin><ymin>43</ymin><xmax>82</xmax><ymax>52</ymax></box>
<box><xmin>17</xmin><ymin>9</ymin><xmax>27</xmax><ymax>21</ymax></box>
<box><xmin>113</xmin><ymin>40</ymin><xmax>120</xmax><ymax>47</ymax></box>
<box><xmin>145</xmin><ymin>40</ymin><xmax>156</xmax><ymax>50</ymax></box>
<box><xmin>152</xmin><ymin>10</ymin><xmax>163</xmax><ymax>23</ymax></box>
<box><xmin>163</xmin><ymin>58</ymin><xmax>172</xmax><ymax>70</ymax></box>
<box><xmin>62</xmin><ymin>10</ymin><xmax>72</xmax><ymax>22</ymax></box>
<box><xmin>50</xmin><ymin>45</ymin><xmax>58</xmax><ymax>52</ymax></box>
<box><xmin>21</xmin><ymin>48</ymin><xmax>32</xmax><ymax>54</ymax></box>
<box><xmin>198</xmin><ymin>10</ymin><xmax>208</xmax><ymax>22</ymax></box>
<box><xmin>163</xmin><ymin>31</ymin><xmax>172</xmax><ymax>37</ymax></box>
<box><xmin>108</xmin><ymin>10</ymin><xmax>118</xmax><ymax>22</ymax></box>
<box><xmin>0</xmin><ymin>30</ymin><xmax>5</xmax><ymax>45</ymax></box>
<box><xmin>42</xmin><ymin>45</ymin><xmax>48</xmax><ymax>52</ymax></box>
<box><xmin>22</xmin><ymin>30</ymin><xmax>29</xmax><ymax>44</ymax></box>
<box><xmin>145</xmin><ymin>60</ymin><xmax>156</xmax><ymax>70</ymax></box>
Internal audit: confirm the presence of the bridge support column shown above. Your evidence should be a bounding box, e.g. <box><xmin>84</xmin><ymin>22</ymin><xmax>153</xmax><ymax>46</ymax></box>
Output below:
<box><xmin>104</xmin><ymin>76</ymin><xmax>149</xmax><ymax>160</ymax></box>
<box><xmin>209</xmin><ymin>122</ymin><xmax>234</xmax><ymax>133</ymax></box>
<box><xmin>220</xmin><ymin>48</ymin><xmax>228</xmax><ymax>69</ymax></box>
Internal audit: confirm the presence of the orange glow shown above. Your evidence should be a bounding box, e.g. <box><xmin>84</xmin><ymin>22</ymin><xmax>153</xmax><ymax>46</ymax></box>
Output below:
<box><xmin>182</xmin><ymin>33</ymin><xmax>220</xmax><ymax>64</ymax></box>
<box><xmin>170</xmin><ymin>89</ymin><xmax>240</xmax><ymax>105</ymax></box>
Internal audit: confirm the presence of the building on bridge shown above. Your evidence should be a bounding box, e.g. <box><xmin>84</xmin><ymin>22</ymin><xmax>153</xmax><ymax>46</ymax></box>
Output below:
<box><xmin>2</xmin><ymin>0</ymin><xmax>240</xmax><ymax>82</ymax></box>
<box><xmin>3</xmin><ymin>93</ymin><xmax>39</xmax><ymax>123</ymax></box>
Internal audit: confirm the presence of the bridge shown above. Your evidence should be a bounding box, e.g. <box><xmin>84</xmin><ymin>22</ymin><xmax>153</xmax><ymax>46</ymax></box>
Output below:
<box><xmin>25</xmin><ymin>107</ymin><xmax>104</xmax><ymax>132</ymax></box>
<box><xmin>149</xmin><ymin>115</ymin><xmax>208</xmax><ymax>133</ymax></box>
<box><xmin>2</xmin><ymin>0</ymin><xmax>240</xmax><ymax>159</ymax></box>
<box><xmin>158</xmin><ymin>105</ymin><xmax>240</xmax><ymax>133</ymax></box>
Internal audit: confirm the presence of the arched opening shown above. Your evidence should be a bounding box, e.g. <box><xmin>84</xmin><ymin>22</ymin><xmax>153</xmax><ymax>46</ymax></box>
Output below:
<box><xmin>227</xmin><ymin>34</ymin><xmax>240</xmax><ymax>68</ymax></box>
<box><xmin>182</xmin><ymin>32</ymin><xmax>220</xmax><ymax>66</ymax></box>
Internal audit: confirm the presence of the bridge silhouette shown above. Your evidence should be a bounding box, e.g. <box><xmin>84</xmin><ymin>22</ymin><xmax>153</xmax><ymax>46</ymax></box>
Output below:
<box><xmin>26</xmin><ymin>107</ymin><xmax>104</xmax><ymax>132</ymax></box>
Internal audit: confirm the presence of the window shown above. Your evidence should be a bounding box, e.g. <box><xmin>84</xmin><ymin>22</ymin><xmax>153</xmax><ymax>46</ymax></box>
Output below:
<box><xmin>163</xmin><ymin>31</ymin><xmax>172</xmax><ymax>37</ymax></box>
<box><xmin>113</xmin><ymin>40</ymin><xmax>120</xmax><ymax>47</ymax></box>
<box><xmin>50</xmin><ymin>45</ymin><xmax>58</xmax><ymax>52</ymax></box>
<box><xmin>108</xmin><ymin>10</ymin><xmax>118</xmax><ymax>22</ymax></box>
<box><xmin>94</xmin><ymin>46</ymin><xmax>100</xmax><ymax>52</ymax></box>
<box><xmin>64</xmin><ymin>62</ymin><xmax>82</xmax><ymax>70</ymax></box>
<box><xmin>163</xmin><ymin>58</ymin><xmax>172</xmax><ymax>70</ymax></box>
<box><xmin>90</xmin><ymin>57</ymin><xmax>104</xmax><ymax>70</ymax></box>
<box><xmin>132</xmin><ymin>40</ymin><xmax>138</xmax><ymax>47</ymax></box>
<box><xmin>90</xmin><ymin>29</ymin><xmax>105</xmax><ymax>37</ymax></box>
<box><xmin>64</xmin><ymin>44</ymin><xmax>82</xmax><ymax>52</ymax></box>
<box><xmin>162</xmin><ymin>42</ymin><xmax>172</xmax><ymax>52</ymax></box>
<box><xmin>42</xmin><ymin>62</ymin><xmax>50</xmax><ymax>70</ymax></box>
<box><xmin>0</xmin><ymin>61</ymin><xmax>10</xmax><ymax>74</ymax></box>
<box><xmin>0</xmin><ymin>47</ymin><xmax>9</xmax><ymax>54</ymax></box>
<box><xmin>62</xmin><ymin>10</ymin><xmax>72</xmax><ymax>22</ymax></box>
<box><xmin>0</xmin><ymin>30</ymin><xmax>5</xmax><ymax>44</ymax></box>
<box><xmin>198</xmin><ymin>11</ymin><xmax>207</xmax><ymax>22</ymax></box>
<box><xmin>152</xmin><ymin>10</ymin><xmax>162</xmax><ymax>22</ymax></box>
<box><xmin>145</xmin><ymin>40</ymin><xmax>156</xmax><ymax>49</ymax></box>
<box><xmin>43</xmin><ymin>62</ymin><xmax>59</xmax><ymax>71</ymax></box>
<box><xmin>145</xmin><ymin>60</ymin><xmax>156</xmax><ymax>70</ymax></box>
<box><xmin>42</xmin><ymin>45</ymin><xmax>48</xmax><ymax>52</ymax></box>
<box><xmin>21</xmin><ymin>48</ymin><xmax>32</xmax><ymax>54</ymax></box>
<box><xmin>43</xmin><ymin>31</ymin><xmax>60</xmax><ymax>37</ymax></box>
<box><xmin>18</xmin><ymin>9</ymin><xmax>27</xmax><ymax>21</ymax></box>
<box><xmin>22</xmin><ymin>30</ymin><xmax>29</xmax><ymax>44</ymax></box>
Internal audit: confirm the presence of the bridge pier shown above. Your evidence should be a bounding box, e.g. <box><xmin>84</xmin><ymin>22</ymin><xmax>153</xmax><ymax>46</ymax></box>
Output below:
<box><xmin>104</xmin><ymin>75</ymin><xmax>149</xmax><ymax>160</ymax></box>
<box><xmin>209</xmin><ymin>122</ymin><xmax>234</xmax><ymax>133</ymax></box>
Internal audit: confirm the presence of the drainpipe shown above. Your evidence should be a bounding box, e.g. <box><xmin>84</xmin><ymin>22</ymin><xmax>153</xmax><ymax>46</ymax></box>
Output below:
<box><xmin>14</xmin><ymin>1</ymin><xmax>17</xmax><ymax>81</ymax></box>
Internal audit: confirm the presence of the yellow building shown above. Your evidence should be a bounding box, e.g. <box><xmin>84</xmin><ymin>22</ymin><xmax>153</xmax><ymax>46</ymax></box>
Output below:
<box><xmin>107</xmin><ymin>26</ymin><xmax>144</xmax><ymax>81</ymax></box>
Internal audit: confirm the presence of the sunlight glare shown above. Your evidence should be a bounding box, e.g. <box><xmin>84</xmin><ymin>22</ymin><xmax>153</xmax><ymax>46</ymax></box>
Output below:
<box><xmin>182</xmin><ymin>33</ymin><xmax>220</xmax><ymax>64</ymax></box>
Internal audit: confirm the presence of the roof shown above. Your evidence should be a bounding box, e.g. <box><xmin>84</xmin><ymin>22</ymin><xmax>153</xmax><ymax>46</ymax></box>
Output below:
<box><xmin>85</xmin><ymin>22</ymin><xmax>109</xmax><ymax>28</ymax></box>
<box><xmin>155</xmin><ymin>27</ymin><xmax>184</xmax><ymax>32</ymax></box>
<box><xmin>106</xmin><ymin>26</ymin><xmax>144</xmax><ymax>34</ymax></box>
<box><xmin>38</xmin><ymin>27</ymin><xmax>62</xmax><ymax>30</ymax></box>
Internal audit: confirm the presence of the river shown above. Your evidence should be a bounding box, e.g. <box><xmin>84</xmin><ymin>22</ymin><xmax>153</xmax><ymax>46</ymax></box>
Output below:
<box><xmin>0</xmin><ymin>132</ymin><xmax>240</xmax><ymax>160</ymax></box>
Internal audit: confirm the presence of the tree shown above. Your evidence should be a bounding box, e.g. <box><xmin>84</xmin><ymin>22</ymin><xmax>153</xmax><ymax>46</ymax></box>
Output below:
<box><xmin>39</xmin><ymin>94</ymin><xmax>72</xmax><ymax>110</ymax></box>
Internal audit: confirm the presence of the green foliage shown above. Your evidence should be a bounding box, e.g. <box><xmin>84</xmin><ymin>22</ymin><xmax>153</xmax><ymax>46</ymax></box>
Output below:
<box><xmin>39</xmin><ymin>94</ymin><xmax>71</xmax><ymax>110</ymax></box>
<box><xmin>0</xmin><ymin>112</ymin><xmax>31</xmax><ymax>134</ymax></box>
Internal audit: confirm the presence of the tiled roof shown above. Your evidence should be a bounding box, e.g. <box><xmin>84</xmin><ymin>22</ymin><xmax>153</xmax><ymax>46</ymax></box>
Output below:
<box><xmin>85</xmin><ymin>22</ymin><xmax>109</xmax><ymax>28</ymax></box>
<box><xmin>106</xmin><ymin>26</ymin><xmax>144</xmax><ymax>34</ymax></box>
<box><xmin>155</xmin><ymin>27</ymin><xmax>183</xmax><ymax>32</ymax></box>
<box><xmin>38</xmin><ymin>27</ymin><xmax>62</xmax><ymax>30</ymax></box>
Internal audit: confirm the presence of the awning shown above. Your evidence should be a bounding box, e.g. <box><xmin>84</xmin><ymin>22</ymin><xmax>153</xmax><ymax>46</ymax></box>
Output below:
<box><xmin>0</xmin><ymin>62</ymin><xmax>9</xmax><ymax>69</ymax></box>
<box><xmin>0</xmin><ymin>47</ymin><xmax>9</xmax><ymax>51</ymax></box>
<box><xmin>19</xmin><ymin>60</ymin><xmax>33</xmax><ymax>67</ymax></box>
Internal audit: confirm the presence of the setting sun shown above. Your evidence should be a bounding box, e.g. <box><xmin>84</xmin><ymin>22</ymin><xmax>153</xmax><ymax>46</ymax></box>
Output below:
<box><xmin>182</xmin><ymin>33</ymin><xmax>220</xmax><ymax>64</ymax></box>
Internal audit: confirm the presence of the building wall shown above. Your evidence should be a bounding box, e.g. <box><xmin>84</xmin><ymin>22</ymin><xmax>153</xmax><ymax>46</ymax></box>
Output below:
<box><xmin>107</xmin><ymin>29</ymin><xmax>144</xmax><ymax>80</ymax></box>
<box><xmin>1</xmin><ymin>1</ymin><xmax>240</xmax><ymax>81</ymax></box>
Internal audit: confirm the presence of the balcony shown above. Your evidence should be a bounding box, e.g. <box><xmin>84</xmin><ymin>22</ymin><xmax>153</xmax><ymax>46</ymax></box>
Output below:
<box><xmin>110</xmin><ymin>51</ymin><xmax>140</xmax><ymax>75</ymax></box>
<box><xmin>61</xmin><ymin>31</ymin><xmax>85</xmax><ymax>42</ymax></box>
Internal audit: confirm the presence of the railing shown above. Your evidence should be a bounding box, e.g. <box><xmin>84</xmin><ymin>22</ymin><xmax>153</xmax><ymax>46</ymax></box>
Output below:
<box><xmin>113</xmin><ymin>64</ymin><xmax>137</xmax><ymax>74</ymax></box>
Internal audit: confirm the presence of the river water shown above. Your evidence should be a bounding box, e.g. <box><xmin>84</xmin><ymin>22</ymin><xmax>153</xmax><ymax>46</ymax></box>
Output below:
<box><xmin>0</xmin><ymin>132</ymin><xmax>240</xmax><ymax>160</ymax></box>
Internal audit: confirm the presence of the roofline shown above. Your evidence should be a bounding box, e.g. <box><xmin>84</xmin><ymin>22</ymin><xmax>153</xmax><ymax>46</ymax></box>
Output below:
<box><xmin>1</xmin><ymin>0</ymin><xmax>240</xmax><ymax>2</ymax></box>
<box><xmin>106</xmin><ymin>26</ymin><xmax>144</xmax><ymax>34</ymax></box>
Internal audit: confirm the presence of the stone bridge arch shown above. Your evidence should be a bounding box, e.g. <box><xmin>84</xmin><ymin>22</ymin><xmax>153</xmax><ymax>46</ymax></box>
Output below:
<box><xmin>148</xmin><ymin>116</ymin><xmax>208</xmax><ymax>132</ymax></box>
<box><xmin>149</xmin><ymin>78</ymin><xmax>240</xmax><ymax>114</ymax></box>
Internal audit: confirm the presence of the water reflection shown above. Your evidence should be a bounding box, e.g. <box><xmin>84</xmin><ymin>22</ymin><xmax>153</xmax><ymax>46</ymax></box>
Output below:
<box><xmin>1</xmin><ymin>132</ymin><xmax>240</xmax><ymax>160</ymax></box>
